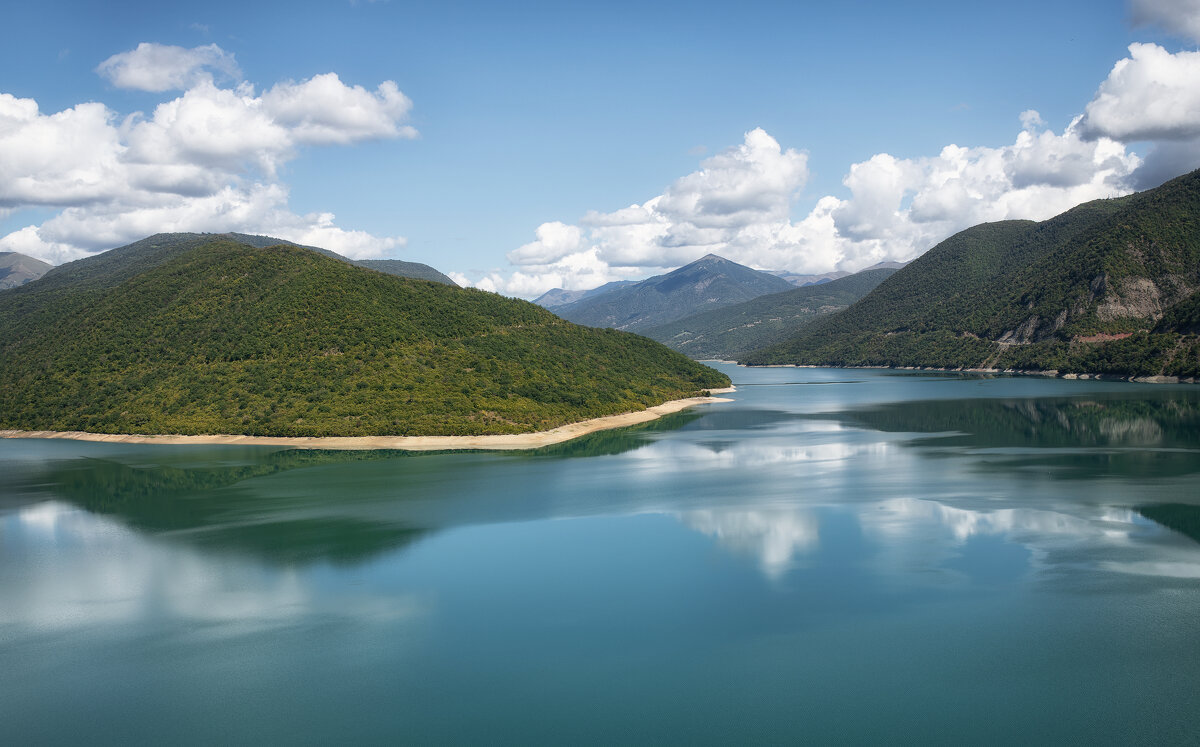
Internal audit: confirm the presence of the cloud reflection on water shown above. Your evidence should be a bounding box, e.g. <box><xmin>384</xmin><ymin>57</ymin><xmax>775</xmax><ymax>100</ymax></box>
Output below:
<box><xmin>2</xmin><ymin>501</ymin><xmax>428</xmax><ymax>637</ymax></box>
<box><xmin>675</xmin><ymin>508</ymin><xmax>820</xmax><ymax>579</ymax></box>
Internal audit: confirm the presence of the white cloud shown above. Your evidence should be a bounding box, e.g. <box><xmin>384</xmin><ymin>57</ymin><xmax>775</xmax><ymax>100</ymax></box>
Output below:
<box><xmin>1079</xmin><ymin>43</ymin><xmax>1200</xmax><ymax>142</ymax></box>
<box><xmin>124</xmin><ymin>80</ymin><xmax>292</xmax><ymax>176</ymax></box>
<box><xmin>507</xmin><ymin>221</ymin><xmax>587</xmax><ymax>265</ymax></box>
<box><xmin>96</xmin><ymin>42</ymin><xmax>240</xmax><ymax>92</ymax></box>
<box><xmin>0</xmin><ymin>43</ymin><xmax>416</xmax><ymax>264</ymax></box>
<box><xmin>1130</xmin><ymin>0</ymin><xmax>1200</xmax><ymax>42</ymax></box>
<box><xmin>464</xmin><ymin>121</ymin><xmax>1139</xmax><ymax>298</ymax></box>
<box><xmin>1077</xmin><ymin>42</ymin><xmax>1200</xmax><ymax>187</ymax></box>
<box><xmin>0</xmin><ymin>95</ymin><xmax>126</xmax><ymax>207</ymax></box>
<box><xmin>470</xmin><ymin>129</ymin><xmax>810</xmax><ymax>296</ymax></box>
<box><xmin>677</xmin><ymin>508</ymin><xmax>819</xmax><ymax>579</ymax></box>
<box><xmin>463</xmin><ymin>30</ymin><xmax>1200</xmax><ymax>300</ymax></box>
<box><xmin>262</xmin><ymin>74</ymin><xmax>417</xmax><ymax>144</ymax></box>
<box><xmin>1</xmin><ymin>184</ymin><xmax>405</xmax><ymax>264</ymax></box>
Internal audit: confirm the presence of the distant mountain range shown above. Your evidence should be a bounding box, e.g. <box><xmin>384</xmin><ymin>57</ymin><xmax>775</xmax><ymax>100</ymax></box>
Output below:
<box><xmin>548</xmin><ymin>254</ymin><xmax>794</xmax><ymax>331</ymax></box>
<box><xmin>535</xmin><ymin>280</ymin><xmax>637</xmax><ymax>309</ymax></box>
<box><xmin>767</xmin><ymin>261</ymin><xmax>907</xmax><ymax>288</ymax></box>
<box><xmin>0</xmin><ymin>252</ymin><xmax>52</xmax><ymax>289</ymax></box>
<box><xmin>644</xmin><ymin>267</ymin><xmax>899</xmax><ymax>359</ymax></box>
<box><xmin>742</xmin><ymin>169</ymin><xmax>1200</xmax><ymax>380</ymax></box>
<box><xmin>0</xmin><ymin>233</ymin><xmax>727</xmax><ymax>437</ymax></box>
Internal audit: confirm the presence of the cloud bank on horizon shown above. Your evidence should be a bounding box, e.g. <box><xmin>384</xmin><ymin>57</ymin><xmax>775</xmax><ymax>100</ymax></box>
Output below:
<box><xmin>466</xmin><ymin>34</ymin><xmax>1200</xmax><ymax>296</ymax></box>
<box><xmin>0</xmin><ymin>42</ymin><xmax>415</xmax><ymax>264</ymax></box>
<box><xmin>2</xmin><ymin>0</ymin><xmax>1200</xmax><ymax>291</ymax></box>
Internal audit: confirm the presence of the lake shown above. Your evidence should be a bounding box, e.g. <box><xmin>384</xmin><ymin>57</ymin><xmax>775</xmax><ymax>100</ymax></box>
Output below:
<box><xmin>3</xmin><ymin>363</ymin><xmax>1199</xmax><ymax>744</ymax></box>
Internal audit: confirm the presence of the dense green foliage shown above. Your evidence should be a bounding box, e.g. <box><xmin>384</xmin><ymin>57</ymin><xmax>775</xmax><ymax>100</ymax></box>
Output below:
<box><xmin>0</xmin><ymin>239</ymin><xmax>728</xmax><ymax>437</ymax></box>
<box><xmin>1155</xmin><ymin>291</ymin><xmax>1200</xmax><ymax>335</ymax></box>
<box><xmin>554</xmin><ymin>254</ymin><xmax>794</xmax><ymax>331</ymax></box>
<box><xmin>643</xmin><ymin>268</ymin><xmax>897</xmax><ymax>359</ymax></box>
<box><xmin>744</xmin><ymin>169</ymin><xmax>1200</xmax><ymax>378</ymax></box>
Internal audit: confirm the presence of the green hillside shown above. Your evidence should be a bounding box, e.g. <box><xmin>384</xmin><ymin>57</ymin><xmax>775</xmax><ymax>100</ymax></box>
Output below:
<box><xmin>643</xmin><ymin>267</ymin><xmax>897</xmax><ymax>359</ymax></box>
<box><xmin>0</xmin><ymin>238</ymin><xmax>728</xmax><ymax>437</ymax></box>
<box><xmin>744</xmin><ymin>169</ymin><xmax>1200</xmax><ymax>379</ymax></box>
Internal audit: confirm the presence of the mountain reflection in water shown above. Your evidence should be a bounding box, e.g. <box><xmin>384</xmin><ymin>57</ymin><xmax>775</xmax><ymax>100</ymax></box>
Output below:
<box><xmin>4</xmin><ymin>366</ymin><xmax>1200</xmax><ymax>745</ymax></box>
<box><xmin>807</xmin><ymin>392</ymin><xmax>1200</xmax><ymax>480</ymax></box>
<box><xmin>5</xmin><ymin>379</ymin><xmax>1200</xmax><ymax>574</ymax></box>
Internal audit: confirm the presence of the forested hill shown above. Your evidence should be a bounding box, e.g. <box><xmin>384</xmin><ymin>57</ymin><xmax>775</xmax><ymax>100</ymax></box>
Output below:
<box><xmin>216</xmin><ymin>233</ymin><xmax>459</xmax><ymax>285</ymax></box>
<box><xmin>0</xmin><ymin>238</ymin><xmax>728</xmax><ymax>437</ymax></box>
<box><xmin>742</xmin><ymin>168</ymin><xmax>1200</xmax><ymax>379</ymax></box>
<box><xmin>553</xmin><ymin>254</ymin><xmax>794</xmax><ymax>331</ymax></box>
<box><xmin>643</xmin><ymin>267</ymin><xmax>898</xmax><ymax>359</ymax></box>
<box><xmin>34</xmin><ymin>232</ymin><xmax>457</xmax><ymax>288</ymax></box>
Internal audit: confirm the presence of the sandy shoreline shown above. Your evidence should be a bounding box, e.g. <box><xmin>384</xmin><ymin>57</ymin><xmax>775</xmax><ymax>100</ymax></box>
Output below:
<box><xmin>0</xmin><ymin>388</ymin><xmax>736</xmax><ymax>451</ymax></box>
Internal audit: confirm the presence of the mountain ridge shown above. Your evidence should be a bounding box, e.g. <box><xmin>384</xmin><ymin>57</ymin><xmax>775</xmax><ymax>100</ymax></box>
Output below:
<box><xmin>29</xmin><ymin>232</ymin><xmax>458</xmax><ymax>288</ymax></box>
<box><xmin>0</xmin><ymin>252</ymin><xmax>52</xmax><ymax>289</ymax></box>
<box><xmin>553</xmin><ymin>254</ymin><xmax>793</xmax><ymax>331</ymax></box>
<box><xmin>643</xmin><ymin>267</ymin><xmax>899</xmax><ymax>359</ymax></box>
<box><xmin>742</xmin><ymin>169</ymin><xmax>1200</xmax><ymax>379</ymax></box>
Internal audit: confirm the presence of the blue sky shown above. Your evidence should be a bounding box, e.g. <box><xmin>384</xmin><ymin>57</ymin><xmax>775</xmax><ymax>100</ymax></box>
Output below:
<box><xmin>2</xmin><ymin>0</ymin><xmax>1198</xmax><ymax>296</ymax></box>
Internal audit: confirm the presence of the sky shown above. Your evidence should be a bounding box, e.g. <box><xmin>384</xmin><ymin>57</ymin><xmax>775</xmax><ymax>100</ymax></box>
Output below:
<box><xmin>1</xmin><ymin>0</ymin><xmax>1198</xmax><ymax>297</ymax></box>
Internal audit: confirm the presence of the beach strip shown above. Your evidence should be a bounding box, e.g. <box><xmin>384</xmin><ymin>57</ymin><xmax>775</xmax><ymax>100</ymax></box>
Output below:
<box><xmin>0</xmin><ymin>388</ymin><xmax>736</xmax><ymax>451</ymax></box>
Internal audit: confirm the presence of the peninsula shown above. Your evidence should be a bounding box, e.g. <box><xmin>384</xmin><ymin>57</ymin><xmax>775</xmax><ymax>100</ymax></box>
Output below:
<box><xmin>0</xmin><ymin>234</ymin><xmax>731</xmax><ymax>438</ymax></box>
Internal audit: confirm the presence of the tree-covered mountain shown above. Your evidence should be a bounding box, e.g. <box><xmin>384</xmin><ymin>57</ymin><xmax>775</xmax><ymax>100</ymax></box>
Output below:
<box><xmin>28</xmin><ymin>232</ymin><xmax>458</xmax><ymax>288</ymax></box>
<box><xmin>0</xmin><ymin>252</ymin><xmax>52</xmax><ymax>289</ymax></box>
<box><xmin>552</xmin><ymin>254</ymin><xmax>793</xmax><ymax>331</ymax></box>
<box><xmin>221</xmin><ymin>232</ymin><xmax>457</xmax><ymax>285</ymax></box>
<box><xmin>0</xmin><ymin>236</ymin><xmax>728</xmax><ymax>437</ymax></box>
<box><xmin>743</xmin><ymin>169</ymin><xmax>1200</xmax><ymax>379</ymax></box>
<box><xmin>643</xmin><ymin>267</ymin><xmax>898</xmax><ymax>359</ymax></box>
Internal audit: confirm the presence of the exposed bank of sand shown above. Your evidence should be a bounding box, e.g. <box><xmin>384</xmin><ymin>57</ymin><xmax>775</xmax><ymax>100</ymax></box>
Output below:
<box><xmin>0</xmin><ymin>388</ymin><xmax>736</xmax><ymax>451</ymax></box>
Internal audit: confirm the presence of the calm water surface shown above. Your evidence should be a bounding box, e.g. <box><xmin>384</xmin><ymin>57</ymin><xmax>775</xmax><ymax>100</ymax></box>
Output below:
<box><xmin>3</xmin><ymin>365</ymin><xmax>1199</xmax><ymax>744</ymax></box>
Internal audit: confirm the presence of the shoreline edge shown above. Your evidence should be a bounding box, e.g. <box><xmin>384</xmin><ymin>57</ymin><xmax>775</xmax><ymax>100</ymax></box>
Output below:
<box><xmin>0</xmin><ymin>387</ymin><xmax>736</xmax><ymax>451</ymax></box>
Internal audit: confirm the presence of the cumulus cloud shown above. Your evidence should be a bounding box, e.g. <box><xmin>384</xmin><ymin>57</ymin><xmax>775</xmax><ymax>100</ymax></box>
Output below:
<box><xmin>0</xmin><ymin>95</ymin><xmax>125</xmax><ymax>207</ymax></box>
<box><xmin>1078</xmin><ymin>42</ymin><xmax>1200</xmax><ymax>188</ymax></box>
<box><xmin>463</xmin><ymin>27</ymin><xmax>1200</xmax><ymax>300</ymax></box>
<box><xmin>262</xmin><ymin>74</ymin><xmax>417</xmax><ymax>144</ymax></box>
<box><xmin>465</xmin><ymin>120</ymin><xmax>1138</xmax><ymax>298</ymax></box>
<box><xmin>468</xmin><ymin>129</ymin><xmax>810</xmax><ymax>295</ymax></box>
<box><xmin>2</xmin><ymin>184</ymin><xmax>405</xmax><ymax>263</ymax></box>
<box><xmin>1079</xmin><ymin>43</ymin><xmax>1200</xmax><ymax>142</ymax></box>
<box><xmin>96</xmin><ymin>42</ymin><xmax>240</xmax><ymax>92</ymax></box>
<box><xmin>0</xmin><ymin>43</ymin><xmax>416</xmax><ymax>264</ymax></box>
<box><xmin>1130</xmin><ymin>0</ymin><xmax>1200</xmax><ymax>42</ymax></box>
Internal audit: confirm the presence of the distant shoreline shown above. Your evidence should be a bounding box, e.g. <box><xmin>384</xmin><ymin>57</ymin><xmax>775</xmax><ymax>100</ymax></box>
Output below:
<box><xmin>0</xmin><ymin>388</ymin><xmax>736</xmax><ymax>451</ymax></box>
<box><xmin>739</xmin><ymin>362</ymin><xmax>1195</xmax><ymax>384</ymax></box>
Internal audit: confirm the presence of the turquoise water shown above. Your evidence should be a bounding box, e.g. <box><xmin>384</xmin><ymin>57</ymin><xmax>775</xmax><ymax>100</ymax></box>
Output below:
<box><xmin>3</xmin><ymin>364</ymin><xmax>1199</xmax><ymax>744</ymax></box>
